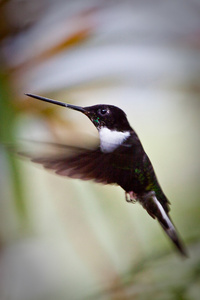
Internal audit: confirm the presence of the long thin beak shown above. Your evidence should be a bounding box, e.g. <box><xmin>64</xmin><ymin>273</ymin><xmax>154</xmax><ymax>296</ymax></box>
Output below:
<box><xmin>25</xmin><ymin>93</ymin><xmax>86</xmax><ymax>113</ymax></box>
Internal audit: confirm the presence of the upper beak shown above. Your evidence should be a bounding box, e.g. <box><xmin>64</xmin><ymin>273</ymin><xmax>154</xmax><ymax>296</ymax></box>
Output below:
<box><xmin>25</xmin><ymin>93</ymin><xmax>86</xmax><ymax>113</ymax></box>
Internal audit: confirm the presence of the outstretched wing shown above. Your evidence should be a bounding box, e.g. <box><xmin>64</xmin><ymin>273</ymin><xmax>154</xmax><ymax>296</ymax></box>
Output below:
<box><xmin>34</xmin><ymin>148</ymin><xmax>116</xmax><ymax>184</ymax></box>
<box><xmin>17</xmin><ymin>141</ymin><xmax>120</xmax><ymax>185</ymax></box>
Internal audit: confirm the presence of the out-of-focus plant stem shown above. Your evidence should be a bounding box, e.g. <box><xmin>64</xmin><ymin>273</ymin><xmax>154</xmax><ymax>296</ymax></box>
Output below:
<box><xmin>0</xmin><ymin>71</ymin><xmax>28</xmax><ymax>227</ymax></box>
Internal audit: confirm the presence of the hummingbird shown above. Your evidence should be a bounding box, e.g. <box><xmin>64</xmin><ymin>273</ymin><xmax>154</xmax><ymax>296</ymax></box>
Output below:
<box><xmin>25</xmin><ymin>93</ymin><xmax>187</xmax><ymax>257</ymax></box>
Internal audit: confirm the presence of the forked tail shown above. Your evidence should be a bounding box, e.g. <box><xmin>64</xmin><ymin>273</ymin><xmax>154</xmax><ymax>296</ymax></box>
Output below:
<box><xmin>139</xmin><ymin>191</ymin><xmax>187</xmax><ymax>257</ymax></box>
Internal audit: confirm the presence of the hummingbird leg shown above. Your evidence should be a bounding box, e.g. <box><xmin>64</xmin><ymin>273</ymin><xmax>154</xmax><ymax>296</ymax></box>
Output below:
<box><xmin>125</xmin><ymin>191</ymin><xmax>137</xmax><ymax>203</ymax></box>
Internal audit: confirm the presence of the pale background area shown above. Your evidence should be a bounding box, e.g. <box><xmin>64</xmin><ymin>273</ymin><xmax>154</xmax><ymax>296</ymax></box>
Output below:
<box><xmin>0</xmin><ymin>1</ymin><xmax>200</xmax><ymax>299</ymax></box>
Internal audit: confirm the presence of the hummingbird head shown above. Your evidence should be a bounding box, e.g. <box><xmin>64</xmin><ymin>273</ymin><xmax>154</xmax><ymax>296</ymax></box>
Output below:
<box><xmin>83</xmin><ymin>104</ymin><xmax>132</xmax><ymax>132</ymax></box>
<box><xmin>25</xmin><ymin>94</ymin><xmax>133</xmax><ymax>132</ymax></box>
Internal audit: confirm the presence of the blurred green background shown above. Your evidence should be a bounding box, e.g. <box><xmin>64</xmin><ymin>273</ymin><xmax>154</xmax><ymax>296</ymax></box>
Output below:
<box><xmin>0</xmin><ymin>1</ymin><xmax>200</xmax><ymax>299</ymax></box>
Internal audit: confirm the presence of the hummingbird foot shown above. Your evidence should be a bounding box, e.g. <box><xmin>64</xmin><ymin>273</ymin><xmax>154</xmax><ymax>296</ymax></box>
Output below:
<box><xmin>125</xmin><ymin>191</ymin><xmax>137</xmax><ymax>203</ymax></box>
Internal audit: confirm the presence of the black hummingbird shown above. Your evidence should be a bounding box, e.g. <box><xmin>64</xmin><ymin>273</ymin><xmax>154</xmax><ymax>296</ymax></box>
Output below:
<box><xmin>25</xmin><ymin>93</ymin><xmax>187</xmax><ymax>256</ymax></box>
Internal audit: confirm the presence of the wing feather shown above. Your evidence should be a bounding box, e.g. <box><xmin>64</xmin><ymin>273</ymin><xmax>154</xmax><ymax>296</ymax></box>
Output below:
<box><xmin>26</xmin><ymin>142</ymin><xmax>117</xmax><ymax>185</ymax></box>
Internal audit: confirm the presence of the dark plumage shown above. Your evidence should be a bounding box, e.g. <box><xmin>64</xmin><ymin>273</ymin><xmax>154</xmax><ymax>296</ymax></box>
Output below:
<box><xmin>24</xmin><ymin>93</ymin><xmax>187</xmax><ymax>257</ymax></box>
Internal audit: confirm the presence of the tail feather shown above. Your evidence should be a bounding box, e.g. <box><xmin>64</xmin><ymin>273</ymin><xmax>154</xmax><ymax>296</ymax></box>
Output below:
<box><xmin>139</xmin><ymin>191</ymin><xmax>187</xmax><ymax>257</ymax></box>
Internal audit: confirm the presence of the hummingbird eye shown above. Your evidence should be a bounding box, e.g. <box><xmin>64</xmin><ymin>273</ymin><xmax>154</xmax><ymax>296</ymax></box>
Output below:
<box><xmin>98</xmin><ymin>108</ymin><xmax>109</xmax><ymax>116</ymax></box>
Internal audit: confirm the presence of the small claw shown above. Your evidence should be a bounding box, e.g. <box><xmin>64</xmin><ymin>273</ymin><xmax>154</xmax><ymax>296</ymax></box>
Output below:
<box><xmin>125</xmin><ymin>191</ymin><xmax>137</xmax><ymax>203</ymax></box>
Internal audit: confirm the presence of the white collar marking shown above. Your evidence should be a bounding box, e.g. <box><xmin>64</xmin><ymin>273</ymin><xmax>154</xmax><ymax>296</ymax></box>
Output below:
<box><xmin>99</xmin><ymin>127</ymin><xmax>130</xmax><ymax>153</ymax></box>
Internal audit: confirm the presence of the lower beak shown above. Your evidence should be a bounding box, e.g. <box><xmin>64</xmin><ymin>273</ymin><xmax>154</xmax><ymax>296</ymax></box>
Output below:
<box><xmin>25</xmin><ymin>93</ymin><xmax>86</xmax><ymax>113</ymax></box>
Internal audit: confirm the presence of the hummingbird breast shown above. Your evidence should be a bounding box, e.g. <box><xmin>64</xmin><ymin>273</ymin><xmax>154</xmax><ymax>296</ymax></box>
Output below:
<box><xmin>106</xmin><ymin>133</ymin><xmax>161</xmax><ymax>197</ymax></box>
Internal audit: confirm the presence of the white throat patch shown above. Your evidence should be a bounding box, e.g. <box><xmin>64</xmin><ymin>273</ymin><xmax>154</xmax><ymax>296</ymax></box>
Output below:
<box><xmin>99</xmin><ymin>127</ymin><xmax>130</xmax><ymax>153</ymax></box>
